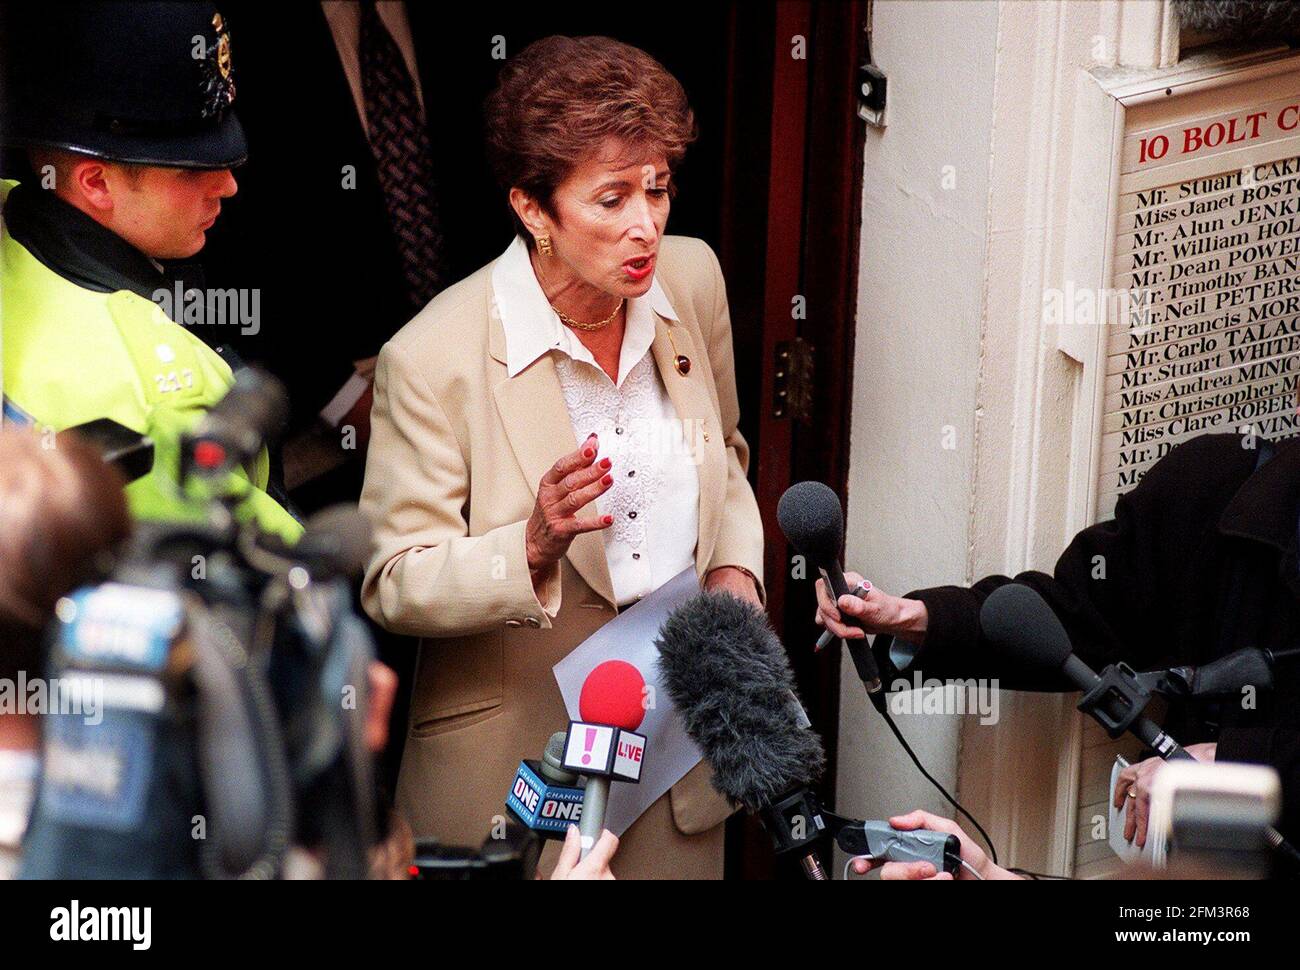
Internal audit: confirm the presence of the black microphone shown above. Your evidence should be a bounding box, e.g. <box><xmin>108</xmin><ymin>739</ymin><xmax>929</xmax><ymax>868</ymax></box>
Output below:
<box><xmin>59</xmin><ymin>418</ymin><xmax>154</xmax><ymax>483</ymax></box>
<box><xmin>294</xmin><ymin>505</ymin><xmax>372</xmax><ymax>580</ymax></box>
<box><xmin>656</xmin><ymin>590</ymin><xmax>831</xmax><ymax>878</ymax></box>
<box><xmin>777</xmin><ymin>481</ymin><xmax>881</xmax><ymax>691</ymax></box>
<box><xmin>980</xmin><ymin>583</ymin><xmax>1192</xmax><ymax>759</ymax></box>
<box><xmin>979</xmin><ymin>583</ymin><xmax>1300</xmax><ymax>868</ymax></box>
<box><xmin>182</xmin><ymin>366</ymin><xmax>290</xmax><ymax>483</ymax></box>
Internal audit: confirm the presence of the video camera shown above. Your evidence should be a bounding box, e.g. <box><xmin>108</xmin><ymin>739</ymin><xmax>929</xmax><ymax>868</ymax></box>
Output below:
<box><xmin>21</xmin><ymin>368</ymin><xmax>379</xmax><ymax>879</ymax></box>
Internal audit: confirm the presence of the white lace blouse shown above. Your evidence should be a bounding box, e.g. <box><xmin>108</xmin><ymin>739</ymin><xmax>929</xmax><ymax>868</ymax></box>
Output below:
<box><xmin>491</xmin><ymin>236</ymin><xmax>700</xmax><ymax>607</ymax></box>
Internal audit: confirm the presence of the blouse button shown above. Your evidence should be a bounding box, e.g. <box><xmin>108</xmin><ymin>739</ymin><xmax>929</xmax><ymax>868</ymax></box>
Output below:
<box><xmin>628</xmin><ymin>511</ymin><xmax>637</xmax><ymax>519</ymax></box>
<box><xmin>615</xmin><ymin>427</ymin><xmax>624</xmax><ymax>435</ymax></box>
<box><xmin>627</xmin><ymin>470</ymin><xmax>635</xmax><ymax>478</ymax></box>
<box><xmin>632</xmin><ymin>552</ymin><xmax>641</xmax><ymax>560</ymax></box>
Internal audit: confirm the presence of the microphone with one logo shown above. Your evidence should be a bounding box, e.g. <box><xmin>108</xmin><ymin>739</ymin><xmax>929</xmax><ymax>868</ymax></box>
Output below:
<box><xmin>559</xmin><ymin>660</ymin><xmax>648</xmax><ymax>859</ymax></box>
<box><xmin>979</xmin><ymin>583</ymin><xmax>1300</xmax><ymax>869</ymax></box>
<box><xmin>777</xmin><ymin>481</ymin><xmax>881</xmax><ymax>692</ymax></box>
<box><xmin>505</xmin><ymin>732</ymin><xmax>586</xmax><ymax>837</ymax></box>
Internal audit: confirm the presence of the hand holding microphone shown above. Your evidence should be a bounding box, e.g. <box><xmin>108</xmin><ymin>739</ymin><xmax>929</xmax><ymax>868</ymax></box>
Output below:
<box><xmin>812</xmin><ymin>570</ymin><xmax>928</xmax><ymax>645</ymax></box>
<box><xmin>549</xmin><ymin>824</ymin><xmax>619</xmax><ymax>880</ymax></box>
<box><xmin>562</xmin><ymin>661</ymin><xmax>648</xmax><ymax>861</ymax></box>
<box><xmin>849</xmin><ymin>810</ymin><xmax>1018</xmax><ymax>881</ymax></box>
<box><xmin>778</xmin><ymin>482</ymin><xmax>889</xmax><ymax>691</ymax></box>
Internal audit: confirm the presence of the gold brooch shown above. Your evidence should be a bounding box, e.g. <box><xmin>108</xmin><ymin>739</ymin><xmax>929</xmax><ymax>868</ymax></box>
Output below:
<box><xmin>667</xmin><ymin>326</ymin><xmax>691</xmax><ymax>376</ymax></box>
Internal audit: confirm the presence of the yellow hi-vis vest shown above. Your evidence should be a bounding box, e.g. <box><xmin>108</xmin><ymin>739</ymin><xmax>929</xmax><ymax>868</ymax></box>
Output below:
<box><xmin>0</xmin><ymin>181</ymin><xmax>302</xmax><ymax>543</ymax></box>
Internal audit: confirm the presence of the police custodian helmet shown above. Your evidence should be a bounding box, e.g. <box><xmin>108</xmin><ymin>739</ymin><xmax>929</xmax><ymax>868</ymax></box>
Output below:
<box><xmin>0</xmin><ymin>1</ymin><xmax>247</xmax><ymax>169</ymax></box>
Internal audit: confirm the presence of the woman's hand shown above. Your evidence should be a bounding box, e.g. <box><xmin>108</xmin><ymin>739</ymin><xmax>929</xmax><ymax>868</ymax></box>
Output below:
<box><xmin>1113</xmin><ymin>742</ymin><xmax>1216</xmax><ymax>848</ymax></box>
<box><xmin>526</xmin><ymin>434</ymin><xmax>615</xmax><ymax>585</ymax></box>
<box><xmin>365</xmin><ymin>661</ymin><xmax>399</xmax><ymax>754</ymax></box>
<box><xmin>704</xmin><ymin>565</ymin><xmax>762</xmax><ymax>607</ymax></box>
<box><xmin>548</xmin><ymin>824</ymin><xmax>618</xmax><ymax>880</ymax></box>
<box><xmin>814</xmin><ymin>570</ymin><xmax>928</xmax><ymax>642</ymax></box>
<box><xmin>850</xmin><ymin>810</ymin><xmax>1020</xmax><ymax>881</ymax></box>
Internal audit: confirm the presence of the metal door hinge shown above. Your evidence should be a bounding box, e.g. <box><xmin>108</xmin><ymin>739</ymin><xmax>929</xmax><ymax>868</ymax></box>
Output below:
<box><xmin>858</xmin><ymin>63</ymin><xmax>886</xmax><ymax>127</ymax></box>
<box><xmin>773</xmin><ymin>337</ymin><xmax>815</xmax><ymax>423</ymax></box>
<box><xmin>859</xmin><ymin>1</ymin><xmax>886</xmax><ymax>127</ymax></box>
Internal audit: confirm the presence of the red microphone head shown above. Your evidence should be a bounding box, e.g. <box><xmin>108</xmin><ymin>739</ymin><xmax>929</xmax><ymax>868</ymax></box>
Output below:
<box><xmin>579</xmin><ymin>660</ymin><xmax>646</xmax><ymax>731</ymax></box>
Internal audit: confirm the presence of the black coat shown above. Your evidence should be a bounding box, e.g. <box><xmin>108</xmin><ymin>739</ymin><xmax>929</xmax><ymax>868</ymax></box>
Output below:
<box><xmin>874</xmin><ymin>432</ymin><xmax>1300</xmax><ymax>844</ymax></box>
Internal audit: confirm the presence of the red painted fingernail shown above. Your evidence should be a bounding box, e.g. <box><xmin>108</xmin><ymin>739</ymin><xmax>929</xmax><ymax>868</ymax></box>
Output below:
<box><xmin>603</xmin><ymin>515</ymin><xmax>613</xmax><ymax>525</ymax></box>
<box><xmin>600</xmin><ymin>457</ymin><xmax>612</xmax><ymax>469</ymax></box>
<box><xmin>583</xmin><ymin>449</ymin><xmax>594</xmax><ymax>460</ymax></box>
<box><xmin>602</xmin><ymin>474</ymin><xmax>612</xmax><ymax>486</ymax></box>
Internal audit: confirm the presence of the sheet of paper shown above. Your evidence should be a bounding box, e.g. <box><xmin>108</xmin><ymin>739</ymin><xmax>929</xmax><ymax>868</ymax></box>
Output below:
<box><xmin>553</xmin><ymin>566</ymin><xmax>703</xmax><ymax>836</ymax></box>
<box><xmin>318</xmin><ymin>372</ymin><xmax>370</xmax><ymax>428</ymax></box>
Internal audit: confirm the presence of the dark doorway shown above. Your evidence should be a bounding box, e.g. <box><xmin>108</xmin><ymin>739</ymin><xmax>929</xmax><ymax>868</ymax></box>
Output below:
<box><xmin>0</xmin><ymin>0</ymin><xmax>869</xmax><ymax>879</ymax></box>
<box><xmin>423</xmin><ymin>0</ymin><xmax>868</xmax><ymax>878</ymax></box>
<box><xmin>209</xmin><ymin>0</ymin><xmax>869</xmax><ymax>879</ymax></box>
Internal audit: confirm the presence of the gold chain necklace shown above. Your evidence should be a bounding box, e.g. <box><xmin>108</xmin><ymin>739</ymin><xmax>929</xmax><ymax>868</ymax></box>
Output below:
<box><xmin>552</xmin><ymin>300</ymin><xmax>625</xmax><ymax>332</ymax></box>
<box><xmin>536</xmin><ymin>255</ymin><xmax>624</xmax><ymax>331</ymax></box>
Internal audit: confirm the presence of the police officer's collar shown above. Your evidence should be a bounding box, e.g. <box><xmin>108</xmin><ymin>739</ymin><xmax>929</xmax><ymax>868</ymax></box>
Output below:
<box><xmin>1218</xmin><ymin>434</ymin><xmax>1300</xmax><ymax>554</ymax></box>
<box><xmin>3</xmin><ymin>181</ymin><xmax>171</xmax><ymax>299</ymax></box>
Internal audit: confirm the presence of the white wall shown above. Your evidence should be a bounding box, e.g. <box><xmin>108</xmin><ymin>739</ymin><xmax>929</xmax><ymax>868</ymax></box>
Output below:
<box><xmin>836</xmin><ymin>0</ymin><xmax>1188</xmax><ymax>875</ymax></box>
<box><xmin>835</xmin><ymin>0</ymin><xmax>1000</xmax><ymax>833</ymax></box>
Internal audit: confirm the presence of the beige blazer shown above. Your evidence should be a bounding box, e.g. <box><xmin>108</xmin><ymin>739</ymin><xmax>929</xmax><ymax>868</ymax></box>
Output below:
<box><xmin>359</xmin><ymin>235</ymin><xmax>765</xmax><ymax>872</ymax></box>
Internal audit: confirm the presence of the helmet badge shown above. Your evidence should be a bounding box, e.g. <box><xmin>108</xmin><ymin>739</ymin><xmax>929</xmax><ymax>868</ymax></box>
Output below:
<box><xmin>201</xmin><ymin>11</ymin><xmax>236</xmax><ymax>119</ymax></box>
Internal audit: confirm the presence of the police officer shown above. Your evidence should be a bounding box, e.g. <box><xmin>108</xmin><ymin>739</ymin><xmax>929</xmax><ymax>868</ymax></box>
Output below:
<box><xmin>0</xmin><ymin>1</ymin><xmax>299</xmax><ymax>540</ymax></box>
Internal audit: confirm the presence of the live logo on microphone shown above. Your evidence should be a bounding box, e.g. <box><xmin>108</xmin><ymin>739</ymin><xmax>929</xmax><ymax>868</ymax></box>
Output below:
<box><xmin>561</xmin><ymin>721</ymin><xmax>646</xmax><ymax>783</ymax></box>
<box><xmin>612</xmin><ymin>730</ymin><xmax>646</xmax><ymax>783</ymax></box>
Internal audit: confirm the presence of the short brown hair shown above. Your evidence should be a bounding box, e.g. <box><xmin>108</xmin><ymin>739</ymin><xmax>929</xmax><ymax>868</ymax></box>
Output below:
<box><xmin>0</xmin><ymin>430</ymin><xmax>131</xmax><ymax>679</ymax></box>
<box><xmin>484</xmin><ymin>35</ymin><xmax>697</xmax><ymax>245</ymax></box>
<box><xmin>25</xmin><ymin>147</ymin><xmax>147</xmax><ymax>192</ymax></box>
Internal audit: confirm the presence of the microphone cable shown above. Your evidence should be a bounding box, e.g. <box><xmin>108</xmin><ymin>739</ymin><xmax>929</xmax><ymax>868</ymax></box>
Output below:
<box><xmin>864</xmin><ymin>686</ymin><xmax>1000</xmax><ymax>865</ymax></box>
<box><xmin>865</xmin><ymin>681</ymin><xmax>1071</xmax><ymax>879</ymax></box>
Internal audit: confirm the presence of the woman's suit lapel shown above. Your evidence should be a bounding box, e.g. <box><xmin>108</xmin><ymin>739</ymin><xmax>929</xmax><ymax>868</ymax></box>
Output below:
<box><xmin>487</xmin><ymin>296</ymin><xmax>726</xmax><ymax>609</ymax></box>
<box><xmin>488</xmin><ymin>315</ymin><xmax>618</xmax><ymax>608</ymax></box>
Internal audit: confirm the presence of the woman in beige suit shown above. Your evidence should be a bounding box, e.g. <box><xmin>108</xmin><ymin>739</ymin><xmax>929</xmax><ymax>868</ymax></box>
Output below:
<box><xmin>359</xmin><ymin>35</ymin><xmax>765</xmax><ymax>879</ymax></box>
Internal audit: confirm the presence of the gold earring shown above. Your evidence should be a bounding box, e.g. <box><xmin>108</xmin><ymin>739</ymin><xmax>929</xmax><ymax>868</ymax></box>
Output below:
<box><xmin>537</xmin><ymin>235</ymin><xmax>553</xmax><ymax>256</ymax></box>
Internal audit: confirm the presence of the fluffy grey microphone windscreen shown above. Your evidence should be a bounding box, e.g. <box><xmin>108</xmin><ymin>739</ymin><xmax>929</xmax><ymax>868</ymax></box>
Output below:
<box><xmin>655</xmin><ymin>591</ymin><xmax>825</xmax><ymax>813</ymax></box>
<box><xmin>1176</xmin><ymin>1</ymin><xmax>1300</xmax><ymax>40</ymax></box>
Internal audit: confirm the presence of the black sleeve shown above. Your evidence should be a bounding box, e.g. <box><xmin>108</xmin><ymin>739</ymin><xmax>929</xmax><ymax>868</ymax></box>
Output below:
<box><xmin>873</xmin><ymin>434</ymin><xmax>1259</xmax><ymax>690</ymax></box>
<box><xmin>1217</xmin><ymin>727</ymin><xmax>1300</xmax><ymax>844</ymax></box>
